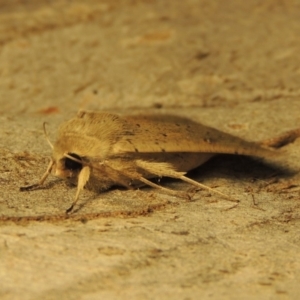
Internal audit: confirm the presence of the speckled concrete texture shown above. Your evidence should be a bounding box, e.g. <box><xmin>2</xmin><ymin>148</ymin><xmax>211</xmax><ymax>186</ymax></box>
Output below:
<box><xmin>1</xmin><ymin>1</ymin><xmax>300</xmax><ymax>299</ymax></box>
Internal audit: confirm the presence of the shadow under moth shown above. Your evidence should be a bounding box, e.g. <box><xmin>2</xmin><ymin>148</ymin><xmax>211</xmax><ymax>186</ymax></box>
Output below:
<box><xmin>20</xmin><ymin>110</ymin><xmax>294</xmax><ymax>213</ymax></box>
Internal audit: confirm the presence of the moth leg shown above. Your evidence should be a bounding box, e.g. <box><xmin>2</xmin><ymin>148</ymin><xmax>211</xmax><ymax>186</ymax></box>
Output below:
<box><xmin>136</xmin><ymin>160</ymin><xmax>239</xmax><ymax>203</ymax></box>
<box><xmin>66</xmin><ymin>166</ymin><xmax>91</xmax><ymax>214</ymax></box>
<box><xmin>138</xmin><ymin>176</ymin><xmax>189</xmax><ymax>198</ymax></box>
<box><xmin>98</xmin><ymin>162</ymin><xmax>188</xmax><ymax>198</ymax></box>
<box><xmin>175</xmin><ymin>175</ymin><xmax>238</xmax><ymax>203</ymax></box>
<box><xmin>20</xmin><ymin>159</ymin><xmax>54</xmax><ymax>191</ymax></box>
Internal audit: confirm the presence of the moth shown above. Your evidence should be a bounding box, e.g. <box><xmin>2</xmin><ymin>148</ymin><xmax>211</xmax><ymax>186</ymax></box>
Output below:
<box><xmin>21</xmin><ymin>110</ymin><xmax>279</xmax><ymax>213</ymax></box>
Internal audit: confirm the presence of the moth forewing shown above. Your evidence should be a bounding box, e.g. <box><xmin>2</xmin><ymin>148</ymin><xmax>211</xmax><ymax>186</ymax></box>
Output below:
<box><xmin>114</xmin><ymin>114</ymin><xmax>276</xmax><ymax>159</ymax></box>
<box><xmin>21</xmin><ymin>111</ymin><xmax>281</xmax><ymax>213</ymax></box>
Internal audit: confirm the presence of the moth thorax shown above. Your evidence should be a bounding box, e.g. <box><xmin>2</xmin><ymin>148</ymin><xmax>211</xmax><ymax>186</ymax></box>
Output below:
<box><xmin>64</xmin><ymin>153</ymin><xmax>83</xmax><ymax>171</ymax></box>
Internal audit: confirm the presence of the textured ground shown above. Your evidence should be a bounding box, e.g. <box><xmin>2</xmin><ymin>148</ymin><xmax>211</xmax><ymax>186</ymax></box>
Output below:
<box><xmin>1</xmin><ymin>0</ymin><xmax>300</xmax><ymax>299</ymax></box>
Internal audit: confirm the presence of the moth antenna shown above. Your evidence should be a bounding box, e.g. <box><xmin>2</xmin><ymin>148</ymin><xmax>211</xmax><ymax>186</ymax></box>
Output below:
<box><xmin>43</xmin><ymin>122</ymin><xmax>54</xmax><ymax>149</ymax></box>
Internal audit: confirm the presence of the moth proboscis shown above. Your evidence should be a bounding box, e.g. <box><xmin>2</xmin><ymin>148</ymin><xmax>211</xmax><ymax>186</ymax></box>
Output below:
<box><xmin>20</xmin><ymin>110</ymin><xmax>287</xmax><ymax>214</ymax></box>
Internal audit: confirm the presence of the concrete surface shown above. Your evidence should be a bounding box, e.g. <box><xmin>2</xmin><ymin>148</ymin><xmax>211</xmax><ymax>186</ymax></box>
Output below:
<box><xmin>0</xmin><ymin>0</ymin><xmax>300</xmax><ymax>299</ymax></box>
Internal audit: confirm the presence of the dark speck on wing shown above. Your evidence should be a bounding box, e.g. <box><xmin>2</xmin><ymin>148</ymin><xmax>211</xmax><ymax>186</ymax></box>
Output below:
<box><xmin>204</xmin><ymin>138</ymin><xmax>212</xmax><ymax>143</ymax></box>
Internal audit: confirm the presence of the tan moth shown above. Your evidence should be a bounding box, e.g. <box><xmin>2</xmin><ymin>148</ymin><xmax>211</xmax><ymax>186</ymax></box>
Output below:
<box><xmin>21</xmin><ymin>110</ymin><xmax>279</xmax><ymax>213</ymax></box>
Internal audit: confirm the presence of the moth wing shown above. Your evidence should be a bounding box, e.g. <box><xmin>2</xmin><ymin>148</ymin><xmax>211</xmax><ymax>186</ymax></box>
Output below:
<box><xmin>113</xmin><ymin>114</ymin><xmax>275</xmax><ymax>158</ymax></box>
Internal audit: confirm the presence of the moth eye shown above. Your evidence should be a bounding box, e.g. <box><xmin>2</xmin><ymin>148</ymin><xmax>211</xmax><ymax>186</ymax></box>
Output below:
<box><xmin>64</xmin><ymin>153</ymin><xmax>82</xmax><ymax>170</ymax></box>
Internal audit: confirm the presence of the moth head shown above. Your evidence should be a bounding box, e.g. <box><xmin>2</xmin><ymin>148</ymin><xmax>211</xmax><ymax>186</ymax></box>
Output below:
<box><xmin>54</xmin><ymin>153</ymin><xmax>84</xmax><ymax>180</ymax></box>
